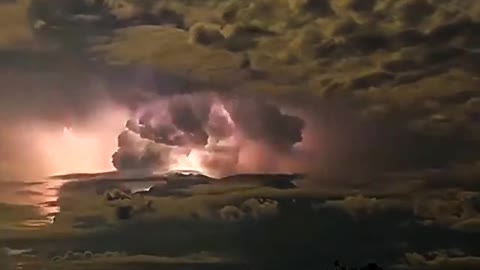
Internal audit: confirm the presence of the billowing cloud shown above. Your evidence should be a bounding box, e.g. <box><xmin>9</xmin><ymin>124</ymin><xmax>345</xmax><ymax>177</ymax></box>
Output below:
<box><xmin>225</xmin><ymin>98</ymin><xmax>305</xmax><ymax>150</ymax></box>
<box><xmin>219</xmin><ymin>198</ymin><xmax>278</xmax><ymax>222</ymax></box>
<box><xmin>323</xmin><ymin>195</ymin><xmax>409</xmax><ymax>218</ymax></box>
<box><xmin>111</xmin><ymin>92</ymin><xmax>307</xmax><ymax>176</ymax></box>
<box><xmin>2</xmin><ymin>0</ymin><xmax>480</xmax><ymax>269</ymax></box>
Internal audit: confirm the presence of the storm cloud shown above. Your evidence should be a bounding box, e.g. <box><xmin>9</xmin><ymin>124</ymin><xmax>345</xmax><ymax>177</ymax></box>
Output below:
<box><xmin>111</xmin><ymin>93</ymin><xmax>307</xmax><ymax>176</ymax></box>
<box><xmin>1</xmin><ymin>0</ymin><xmax>480</xmax><ymax>269</ymax></box>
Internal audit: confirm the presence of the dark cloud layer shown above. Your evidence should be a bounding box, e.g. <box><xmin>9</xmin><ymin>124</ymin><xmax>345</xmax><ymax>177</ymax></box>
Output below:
<box><xmin>226</xmin><ymin>98</ymin><xmax>305</xmax><ymax>150</ymax></box>
<box><xmin>5</xmin><ymin>174</ymin><xmax>480</xmax><ymax>270</ymax></box>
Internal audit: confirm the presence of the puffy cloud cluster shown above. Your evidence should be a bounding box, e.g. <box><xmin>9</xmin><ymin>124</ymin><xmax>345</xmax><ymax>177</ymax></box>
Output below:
<box><xmin>111</xmin><ymin>93</ymin><xmax>306</xmax><ymax>176</ymax></box>
<box><xmin>10</xmin><ymin>171</ymin><xmax>480</xmax><ymax>270</ymax></box>
<box><xmin>51</xmin><ymin>250</ymin><xmax>126</xmax><ymax>262</ymax></box>
<box><xmin>414</xmin><ymin>191</ymin><xmax>480</xmax><ymax>232</ymax></box>
<box><xmin>323</xmin><ymin>195</ymin><xmax>409</xmax><ymax>218</ymax></box>
<box><xmin>402</xmin><ymin>250</ymin><xmax>480</xmax><ymax>269</ymax></box>
<box><xmin>219</xmin><ymin>198</ymin><xmax>278</xmax><ymax>222</ymax></box>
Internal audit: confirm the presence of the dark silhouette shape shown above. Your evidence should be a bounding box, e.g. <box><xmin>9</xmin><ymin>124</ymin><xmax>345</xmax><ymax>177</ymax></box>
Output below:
<box><xmin>239</xmin><ymin>53</ymin><xmax>251</xmax><ymax>69</ymax></box>
<box><xmin>360</xmin><ymin>263</ymin><xmax>383</xmax><ymax>270</ymax></box>
<box><xmin>334</xmin><ymin>259</ymin><xmax>341</xmax><ymax>269</ymax></box>
<box><xmin>331</xmin><ymin>260</ymin><xmax>383</xmax><ymax>270</ymax></box>
<box><xmin>115</xmin><ymin>205</ymin><xmax>133</xmax><ymax>220</ymax></box>
<box><xmin>145</xmin><ymin>200</ymin><xmax>154</xmax><ymax>211</ymax></box>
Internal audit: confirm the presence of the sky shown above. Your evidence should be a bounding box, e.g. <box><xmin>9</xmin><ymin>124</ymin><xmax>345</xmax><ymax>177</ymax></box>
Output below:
<box><xmin>0</xmin><ymin>0</ymin><xmax>480</xmax><ymax>269</ymax></box>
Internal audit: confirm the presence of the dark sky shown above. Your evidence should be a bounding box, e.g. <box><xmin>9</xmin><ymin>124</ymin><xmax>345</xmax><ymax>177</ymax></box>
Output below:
<box><xmin>0</xmin><ymin>0</ymin><xmax>480</xmax><ymax>269</ymax></box>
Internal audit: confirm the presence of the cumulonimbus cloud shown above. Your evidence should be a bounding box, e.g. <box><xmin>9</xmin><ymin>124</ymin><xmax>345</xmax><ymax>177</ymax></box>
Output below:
<box><xmin>111</xmin><ymin>92</ymin><xmax>307</xmax><ymax>177</ymax></box>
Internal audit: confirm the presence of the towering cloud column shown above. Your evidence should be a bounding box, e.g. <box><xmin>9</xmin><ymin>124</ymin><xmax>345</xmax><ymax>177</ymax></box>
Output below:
<box><xmin>111</xmin><ymin>93</ymin><xmax>306</xmax><ymax>177</ymax></box>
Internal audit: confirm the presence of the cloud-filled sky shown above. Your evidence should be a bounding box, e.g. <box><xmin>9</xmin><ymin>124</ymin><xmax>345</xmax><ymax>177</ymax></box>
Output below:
<box><xmin>0</xmin><ymin>0</ymin><xmax>479</xmax><ymax>269</ymax></box>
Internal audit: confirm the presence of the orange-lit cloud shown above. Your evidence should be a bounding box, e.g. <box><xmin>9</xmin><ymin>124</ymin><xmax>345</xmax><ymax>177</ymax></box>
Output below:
<box><xmin>111</xmin><ymin>93</ymin><xmax>312</xmax><ymax>178</ymax></box>
<box><xmin>19</xmin><ymin>102</ymin><xmax>131</xmax><ymax>176</ymax></box>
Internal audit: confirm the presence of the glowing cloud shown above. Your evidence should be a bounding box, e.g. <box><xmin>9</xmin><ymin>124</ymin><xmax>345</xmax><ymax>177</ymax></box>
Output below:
<box><xmin>19</xmin><ymin>102</ymin><xmax>130</xmax><ymax>176</ymax></box>
<box><xmin>112</xmin><ymin>93</ymin><xmax>308</xmax><ymax>177</ymax></box>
